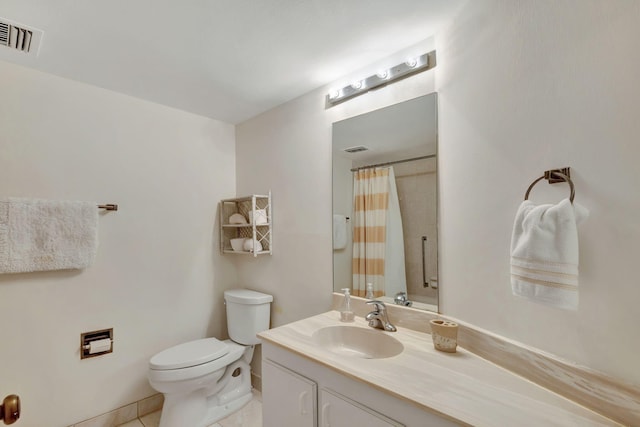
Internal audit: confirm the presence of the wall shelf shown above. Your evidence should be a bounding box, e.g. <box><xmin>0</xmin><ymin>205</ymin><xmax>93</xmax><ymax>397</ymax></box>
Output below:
<box><xmin>219</xmin><ymin>192</ymin><xmax>272</xmax><ymax>257</ymax></box>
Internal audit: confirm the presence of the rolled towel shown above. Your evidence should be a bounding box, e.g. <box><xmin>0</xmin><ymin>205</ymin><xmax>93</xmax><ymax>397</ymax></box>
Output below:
<box><xmin>510</xmin><ymin>198</ymin><xmax>588</xmax><ymax>310</ymax></box>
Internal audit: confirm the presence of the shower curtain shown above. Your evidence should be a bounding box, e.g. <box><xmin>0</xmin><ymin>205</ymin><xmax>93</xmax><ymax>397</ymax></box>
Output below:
<box><xmin>352</xmin><ymin>166</ymin><xmax>407</xmax><ymax>298</ymax></box>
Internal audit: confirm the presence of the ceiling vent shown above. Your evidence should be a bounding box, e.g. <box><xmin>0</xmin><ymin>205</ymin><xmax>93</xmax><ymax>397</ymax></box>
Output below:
<box><xmin>343</xmin><ymin>146</ymin><xmax>369</xmax><ymax>153</ymax></box>
<box><xmin>0</xmin><ymin>18</ymin><xmax>43</xmax><ymax>55</ymax></box>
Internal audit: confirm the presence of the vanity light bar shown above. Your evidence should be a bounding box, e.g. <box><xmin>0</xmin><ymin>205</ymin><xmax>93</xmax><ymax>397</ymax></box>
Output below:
<box><xmin>327</xmin><ymin>50</ymin><xmax>436</xmax><ymax>106</ymax></box>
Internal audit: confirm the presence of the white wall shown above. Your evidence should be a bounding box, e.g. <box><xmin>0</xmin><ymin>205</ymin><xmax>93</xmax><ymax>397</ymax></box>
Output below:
<box><xmin>237</xmin><ymin>0</ymin><xmax>640</xmax><ymax>388</ymax></box>
<box><xmin>437</xmin><ymin>0</ymin><xmax>640</xmax><ymax>384</ymax></box>
<box><xmin>0</xmin><ymin>61</ymin><xmax>237</xmax><ymax>426</ymax></box>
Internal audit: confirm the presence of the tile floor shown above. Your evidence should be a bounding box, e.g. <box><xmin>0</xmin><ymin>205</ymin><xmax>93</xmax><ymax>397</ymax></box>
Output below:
<box><xmin>117</xmin><ymin>391</ymin><xmax>262</xmax><ymax>427</ymax></box>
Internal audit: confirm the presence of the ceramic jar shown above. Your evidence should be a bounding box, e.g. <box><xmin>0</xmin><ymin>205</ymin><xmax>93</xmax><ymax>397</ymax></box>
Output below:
<box><xmin>430</xmin><ymin>319</ymin><xmax>459</xmax><ymax>353</ymax></box>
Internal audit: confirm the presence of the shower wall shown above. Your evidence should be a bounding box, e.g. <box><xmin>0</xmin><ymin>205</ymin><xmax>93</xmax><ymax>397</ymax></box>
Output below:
<box><xmin>394</xmin><ymin>157</ymin><xmax>437</xmax><ymax>304</ymax></box>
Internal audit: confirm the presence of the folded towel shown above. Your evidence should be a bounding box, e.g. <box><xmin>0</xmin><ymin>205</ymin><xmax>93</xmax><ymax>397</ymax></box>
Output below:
<box><xmin>333</xmin><ymin>214</ymin><xmax>347</xmax><ymax>250</ymax></box>
<box><xmin>510</xmin><ymin>198</ymin><xmax>588</xmax><ymax>310</ymax></box>
<box><xmin>0</xmin><ymin>197</ymin><xmax>98</xmax><ymax>274</ymax></box>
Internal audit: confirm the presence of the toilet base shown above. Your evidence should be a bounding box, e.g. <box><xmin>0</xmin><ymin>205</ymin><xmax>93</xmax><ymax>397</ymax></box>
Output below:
<box><xmin>159</xmin><ymin>384</ymin><xmax>253</xmax><ymax>427</ymax></box>
<box><xmin>157</xmin><ymin>352</ymin><xmax>253</xmax><ymax>427</ymax></box>
<box><xmin>203</xmin><ymin>390</ymin><xmax>253</xmax><ymax>425</ymax></box>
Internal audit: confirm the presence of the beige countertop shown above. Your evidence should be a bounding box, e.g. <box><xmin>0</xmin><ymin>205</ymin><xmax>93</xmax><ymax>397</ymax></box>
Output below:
<box><xmin>258</xmin><ymin>311</ymin><xmax>619</xmax><ymax>427</ymax></box>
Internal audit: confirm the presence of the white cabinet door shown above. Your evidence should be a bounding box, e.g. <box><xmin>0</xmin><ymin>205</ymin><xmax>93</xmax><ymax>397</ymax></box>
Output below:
<box><xmin>319</xmin><ymin>388</ymin><xmax>404</xmax><ymax>427</ymax></box>
<box><xmin>262</xmin><ymin>359</ymin><xmax>317</xmax><ymax>427</ymax></box>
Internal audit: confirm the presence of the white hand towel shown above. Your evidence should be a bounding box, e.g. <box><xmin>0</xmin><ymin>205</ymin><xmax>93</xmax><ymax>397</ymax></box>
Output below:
<box><xmin>333</xmin><ymin>214</ymin><xmax>347</xmax><ymax>250</ymax></box>
<box><xmin>0</xmin><ymin>197</ymin><xmax>98</xmax><ymax>273</ymax></box>
<box><xmin>510</xmin><ymin>198</ymin><xmax>588</xmax><ymax>310</ymax></box>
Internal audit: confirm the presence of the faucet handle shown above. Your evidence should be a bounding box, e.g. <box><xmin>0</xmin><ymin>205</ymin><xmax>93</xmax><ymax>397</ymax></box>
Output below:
<box><xmin>393</xmin><ymin>291</ymin><xmax>413</xmax><ymax>307</ymax></box>
<box><xmin>366</xmin><ymin>300</ymin><xmax>386</xmax><ymax>312</ymax></box>
<box><xmin>394</xmin><ymin>291</ymin><xmax>407</xmax><ymax>303</ymax></box>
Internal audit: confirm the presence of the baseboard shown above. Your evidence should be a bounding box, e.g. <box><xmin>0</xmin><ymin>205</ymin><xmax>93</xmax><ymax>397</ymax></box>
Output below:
<box><xmin>69</xmin><ymin>393</ymin><xmax>164</xmax><ymax>427</ymax></box>
<box><xmin>251</xmin><ymin>371</ymin><xmax>262</xmax><ymax>392</ymax></box>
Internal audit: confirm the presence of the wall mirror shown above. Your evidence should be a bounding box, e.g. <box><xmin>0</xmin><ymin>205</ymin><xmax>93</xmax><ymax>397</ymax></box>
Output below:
<box><xmin>332</xmin><ymin>93</ymin><xmax>439</xmax><ymax>312</ymax></box>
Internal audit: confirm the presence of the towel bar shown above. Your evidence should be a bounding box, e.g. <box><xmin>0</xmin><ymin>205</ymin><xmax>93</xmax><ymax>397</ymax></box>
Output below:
<box><xmin>524</xmin><ymin>167</ymin><xmax>575</xmax><ymax>203</ymax></box>
<box><xmin>97</xmin><ymin>204</ymin><xmax>118</xmax><ymax>211</ymax></box>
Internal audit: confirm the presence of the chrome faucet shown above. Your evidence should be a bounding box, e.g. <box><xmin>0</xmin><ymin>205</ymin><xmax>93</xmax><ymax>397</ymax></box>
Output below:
<box><xmin>393</xmin><ymin>291</ymin><xmax>413</xmax><ymax>307</ymax></box>
<box><xmin>365</xmin><ymin>301</ymin><xmax>397</xmax><ymax>332</ymax></box>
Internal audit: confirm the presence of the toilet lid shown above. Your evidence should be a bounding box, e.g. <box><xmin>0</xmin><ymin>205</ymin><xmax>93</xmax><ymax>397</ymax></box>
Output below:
<box><xmin>149</xmin><ymin>338</ymin><xmax>229</xmax><ymax>370</ymax></box>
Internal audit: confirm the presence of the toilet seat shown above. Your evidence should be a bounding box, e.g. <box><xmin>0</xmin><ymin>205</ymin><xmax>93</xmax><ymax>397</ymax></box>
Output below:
<box><xmin>150</xmin><ymin>338</ymin><xmax>229</xmax><ymax>370</ymax></box>
<box><xmin>148</xmin><ymin>340</ymin><xmax>246</xmax><ymax>384</ymax></box>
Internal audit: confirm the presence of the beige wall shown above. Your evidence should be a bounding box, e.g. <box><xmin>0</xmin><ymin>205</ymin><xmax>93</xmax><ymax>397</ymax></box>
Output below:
<box><xmin>332</xmin><ymin>155</ymin><xmax>353</xmax><ymax>291</ymax></box>
<box><xmin>436</xmin><ymin>0</ymin><xmax>640</xmax><ymax>384</ymax></box>
<box><xmin>235</xmin><ymin>38</ymin><xmax>437</xmax><ymax>329</ymax></box>
<box><xmin>235</xmin><ymin>38</ymin><xmax>436</xmax><ymax>382</ymax></box>
<box><xmin>237</xmin><ymin>0</ymin><xmax>640</xmax><ymax>387</ymax></box>
<box><xmin>0</xmin><ymin>61</ymin><xmax>237</xmax><ymax>426</ymax></box>
<box><xmin>2</xmin><ymin>1</ymin><xmax>637</xmax><ymax>424</ymax></box>
<box><xmin>395</xmin><ymin>158</ymin><xmax>437</xmax><ymax>303</ymax></box>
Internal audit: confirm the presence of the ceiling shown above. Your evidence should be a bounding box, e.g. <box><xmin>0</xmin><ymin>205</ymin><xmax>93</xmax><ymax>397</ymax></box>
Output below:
<box><xmin>0</xmin><ymin>1</ymin><xmax>464</xmax><ymax>124</ymax></box>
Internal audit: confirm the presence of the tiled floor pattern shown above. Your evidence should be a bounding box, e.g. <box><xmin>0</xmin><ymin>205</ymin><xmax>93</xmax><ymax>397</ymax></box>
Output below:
<box><xmin>118</xmin><ymin>390</ymin><xmax>262</xmax><ymax>427</ymax></box>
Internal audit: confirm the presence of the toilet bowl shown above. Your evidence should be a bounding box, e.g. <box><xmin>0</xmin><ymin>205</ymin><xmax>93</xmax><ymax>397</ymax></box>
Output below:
<box><xmin>148</xmin><ymin>289</ymin><xmax>273</xmax><ymax>427</ymax></box>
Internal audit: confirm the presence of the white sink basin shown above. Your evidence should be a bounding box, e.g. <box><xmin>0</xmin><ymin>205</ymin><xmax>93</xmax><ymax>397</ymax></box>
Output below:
<box><xmin>311</xmin><ymin>325</ymin><xmax>404</xmax><ymax>359</ymax></box>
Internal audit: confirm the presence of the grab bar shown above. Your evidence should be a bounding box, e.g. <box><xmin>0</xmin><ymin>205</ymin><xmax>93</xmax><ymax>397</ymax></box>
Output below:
<box><xmin>422</xmin><ymin>236</ymin><xmax>428</xmax><ymax>287</ymax></box>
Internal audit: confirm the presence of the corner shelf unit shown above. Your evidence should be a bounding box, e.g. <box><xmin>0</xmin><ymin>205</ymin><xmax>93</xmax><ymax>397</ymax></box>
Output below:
<box><xmin>220</xmin><ymin>193</ymin><xmax>272</xmax><ymax>257</ymax></box>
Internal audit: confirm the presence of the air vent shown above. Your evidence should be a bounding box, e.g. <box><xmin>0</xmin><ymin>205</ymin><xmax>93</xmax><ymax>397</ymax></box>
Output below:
<box><xmin>344</xmin><ymin>146</ymin><xmax>369</xmax><ymax>153</ymax></box>
<box><xmin>0</xmin><ymin>22</ymin><xmax>8</xmax><ymax>46</ymax></box>
<box><xmin>0</xmin><ymin>18</ymin><xmax>43</xmax><ymax>55</ymax></box>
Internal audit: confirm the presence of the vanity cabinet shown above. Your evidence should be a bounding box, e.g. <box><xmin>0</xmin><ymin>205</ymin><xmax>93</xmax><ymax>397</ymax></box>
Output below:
<box><xmin>262</xmin><ymin>342</ymin><xmax>457</xmax><ymax>427</ymax></box>
<box><xmin>319</xmin><ymin>388</ymin><xmax>402</xmax><ymax>427</ymax></box>
<box><xmin>262</xmin><ymin>359</ymin><xmax>316</xmax><ymax>427</ymax></box>
<box><xmin>219</xmin><ymin>192</ymin><xmax>272</xmax><ymax>257</ymax></box>
<box><xmin>263</xmin><ymin>357</ymin><xmax>401</xmax><ymax>427</ymax></box>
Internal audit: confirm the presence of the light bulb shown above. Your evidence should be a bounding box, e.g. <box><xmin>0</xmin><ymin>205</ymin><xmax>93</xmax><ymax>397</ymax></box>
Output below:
<box><xmin>406</xmin><ymin>57</ymin><xmax>418</xmax><ymax>68</ymax></box>
<box><xmin>351</xmin><ymin>80</ymin><xmax>364</xmax><ymax>90</ymax></box>
<box><xmin>376</xmin><ymin>70</ymin><xmax>389</xmax><ymax>79</ymax></box>
<box><xmin>328</xmin><ymin>89</ymin><xmax>340</xmax><ymax>100</ymax></box>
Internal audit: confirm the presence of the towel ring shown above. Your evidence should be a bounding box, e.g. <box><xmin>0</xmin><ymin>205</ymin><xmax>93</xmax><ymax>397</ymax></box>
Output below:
<box><xmin>524</xmin><ymin>171</ymin><xmax>575</xmax><ymax>203</ymax></box>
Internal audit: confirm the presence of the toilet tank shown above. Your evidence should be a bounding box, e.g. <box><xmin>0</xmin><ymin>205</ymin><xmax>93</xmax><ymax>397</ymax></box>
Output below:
<box><xmin>224</xmin><ymin>289</ymin><xmax>273</xmax><ymax>345</ymax></box>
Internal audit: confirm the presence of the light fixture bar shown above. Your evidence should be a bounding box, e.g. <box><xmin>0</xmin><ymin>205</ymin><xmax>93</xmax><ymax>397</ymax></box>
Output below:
<box><xmin>327</xmin><ymin>50</ymin><xmax>436</xmax><ymax>106</ymax></box>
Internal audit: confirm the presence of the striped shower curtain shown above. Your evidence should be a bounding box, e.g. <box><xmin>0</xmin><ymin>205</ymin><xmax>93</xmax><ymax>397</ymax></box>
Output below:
<box><xmin>352</xmin><ymin>167</ymin><xmax>389</xmax><ymax>297</ymax></box>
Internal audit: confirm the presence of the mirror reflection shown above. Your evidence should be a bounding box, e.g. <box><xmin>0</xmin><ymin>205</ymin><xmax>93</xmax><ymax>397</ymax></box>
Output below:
<box><xmin>332</xmin><ymin>93</ymin><xmax>438</xmax><ymax>312</ymax></box>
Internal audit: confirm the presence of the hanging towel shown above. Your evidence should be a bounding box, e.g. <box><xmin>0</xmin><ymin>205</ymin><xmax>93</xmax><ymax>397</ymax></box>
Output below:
<box><xmin>510</xmin><ymin>198</ymin><xmax>588</xmax><ymax>310</ymax></box>
<box><xmin>0</xmin><ymin>197</ymin><xmax>99</xmax><ymax>274</ymax></box>
<box><xmin>333</xmin><ymin>214</ymin><xmax>347</xmax><ymax>250</ymax></box>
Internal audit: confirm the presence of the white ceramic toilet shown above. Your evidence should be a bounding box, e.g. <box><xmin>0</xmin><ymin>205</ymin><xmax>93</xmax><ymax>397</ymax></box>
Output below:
<box><xmin>148</xmin><ymin>289</ymin><xmax>273</xmax><ymax>427</ymax></box>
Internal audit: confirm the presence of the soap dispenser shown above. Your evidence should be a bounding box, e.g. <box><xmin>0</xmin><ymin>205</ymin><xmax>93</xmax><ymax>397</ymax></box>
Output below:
<box><xmin>365</xmin><ymin>282</ymin><xmax>374</xmax><ymax>299</ymax></box>
<box><xmin>339</xmin><ymin>288</ymin><xmax>355</xmax><ymax>322</ymax></box>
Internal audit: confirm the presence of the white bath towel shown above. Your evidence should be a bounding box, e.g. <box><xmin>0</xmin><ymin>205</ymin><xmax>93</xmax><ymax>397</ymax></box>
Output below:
<box><xmin>510</xmin><ymin>198</ymin><xmax>588</xmax><ymax>310</ymax></box>
<box><xmin>0</xmin><ymin>197</ymin><xmax>98</xmax><ymax>273</ymax></box>
<box><xmin>333</xmin><ymin>214</ymin><xmax>347</xmax><ymax>250</ymax></box>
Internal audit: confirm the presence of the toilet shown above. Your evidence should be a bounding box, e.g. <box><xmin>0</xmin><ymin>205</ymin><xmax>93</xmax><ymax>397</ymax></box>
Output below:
<box><xmin>148</xmin><ymin>289</ymin><xmax>273</xmax><ymax>427</ymax></box>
